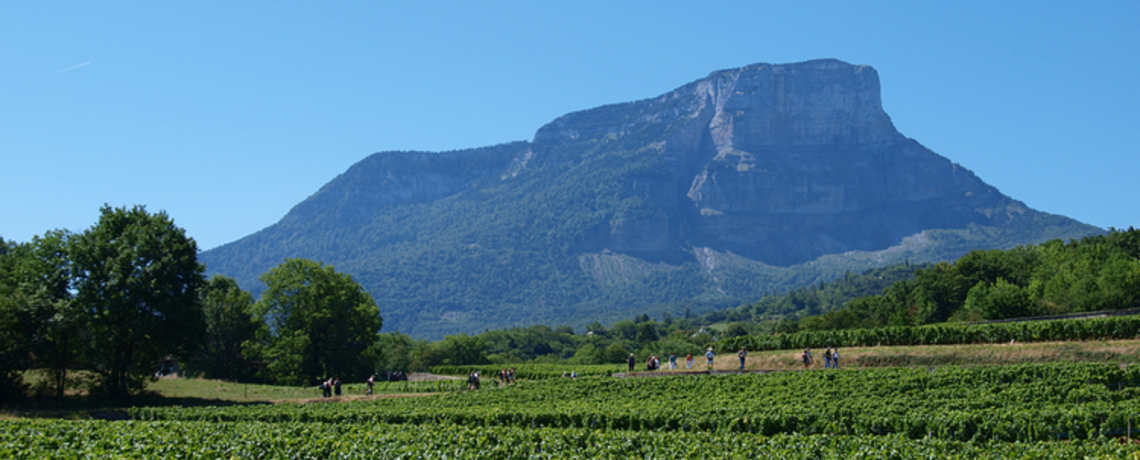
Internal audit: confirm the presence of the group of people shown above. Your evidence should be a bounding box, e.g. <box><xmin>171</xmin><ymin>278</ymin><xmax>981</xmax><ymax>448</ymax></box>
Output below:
<box><xmin>497</xmin><ymin>368</ymin><xmax>517</xmax><ymax>386</ymax></box>
<box><xmin>625</xmin><ymin>349</ymin><xmax>715</xmax><ymax>372</ymax></box>
<box><xmin>466</xmin><ymin>371</ymin><xmax>481</xmax><ymax>390</ymax></box>
<box><xmin>800</xmin><ymin>347</ymin><xmax>841</xmax><ymax>369</ymax></box>
<box><xmin>319</xmin><ymin>377</ymin><xmax>342</xmax><ymax>398</ymax></box>
<box><xmin>622</xmin><ymin>345</ymin><xmax>842</xmax><ymax>373</ymax></box>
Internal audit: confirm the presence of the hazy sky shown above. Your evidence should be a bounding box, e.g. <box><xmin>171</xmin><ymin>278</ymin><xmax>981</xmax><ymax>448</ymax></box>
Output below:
<box><xmin>3</xmin><ymin>2</ymin><xmax>1138</xmax><ymax>250</ymax></box>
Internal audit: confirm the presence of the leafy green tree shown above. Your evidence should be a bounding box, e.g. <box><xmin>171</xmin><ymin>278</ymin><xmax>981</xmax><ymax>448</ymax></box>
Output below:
<box><xmin>570</xmin><ymin>343</ymin><xmax>602</xmax><ymax>364</ymax></box>
<box><xmin>250</xmin><ymin>259</ymin><xmax>381</xmax><ymax>385</ymax></box>
<box><xmin>610</xmin><ymin>320</ymin><xmax>637</xmax><ymax>342</ymax></box>
<box><xmin>602</xmin><ymin>342</ymin><xmax>630</xmax><ymax>363</ymax></box>
<box><xmin>188</xmin><ymin>275</ymin><xmax>258</xmax><ymax>381</ymax></box>
<box><xmin>0</xmin><ymin>238</ymin><xmax>33</xmax><ymax>401</ymax></box>
<box><xmin>634</xmin><ymin>321</ymin><xmax>659</xmax><ymax>343</ymax></box>
<box><xmin>721</xmin><ymin>322</ymin><xmax>749</xmax><ymax>339</ymax></box>
<box><xmin>434</xmin><ymin>334</ymin><xmax>488</xmax><ymax>366</ymax></box>
<box><xmin>19</xmin><ymin>230</ymin><xmax>82</xmax><ymax>397</ymax></box>
<box><xmin>70</xmin><ymin>205</ymin><xmax>206</xmax><ymax>398</ymax></box>
<box><xmin>963</xmin><ymin>278</ymin><xmax>1035</xmax><ymax>321</ymax></box>
<box><xmin>371</xmin><ymin>332</ymin><xmax>420</xmax><ymax>372</ymax></box>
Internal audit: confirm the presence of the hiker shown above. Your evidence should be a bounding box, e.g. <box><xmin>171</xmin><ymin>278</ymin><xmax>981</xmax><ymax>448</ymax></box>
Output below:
<box><xmin>832</xmin><ymin>348</ymin><xmax>840</xmax><ymax>369</ymax></box>
<box><xmin>571</xmin><ymin>370</ymin><xmax>577</xmax><ymax>379</ymax></box>
<box><xmin>738</xmin><ymin>347</ymin><xmax>747</xmax><ymax>371</ymax></box>
<box><xmin>669</xmin><ymin>353</ymin><xmax>677</xmax><ymax>370</ymax></box>
<box><xmin>367</xmin><ymin>374</ymin><xmax>375</xmax><ymax>395</ymax></box>
<box><xmin>824</xmin><ymin>347</ymin><xmax>833</xmax><ymax>369</ymax></box>
<box><xmin>646</xmin><ymin>355</ymin><xmax>654</xmax><ymax>371</ymax></box>
<box><xmin>334</xmin><ymin>377</ymin><xmax>342</xmax><ymax>397</ymax></box>
<box><xmin>627</xmin><ymin>353</ymin><xmax>636</xmax><ymax>372</ymax></box>
<box><xmin>802</xmin><ymin>348</ymin><xmax>813</xmax><ymax>369</ymax></box>
<box><xmin>653</xmin><ymin>355</ymin><xmax>660</xmax><ymax>371</ymax></box>
<box><xmin>705</xmin><ymin>347</ymin><xmax>715</xmax><ymax>368</ymax></box>
<box><xmin>685</xmin><ymin>352</ymin><xmax>693</xmax><ymax>369</ymax></box>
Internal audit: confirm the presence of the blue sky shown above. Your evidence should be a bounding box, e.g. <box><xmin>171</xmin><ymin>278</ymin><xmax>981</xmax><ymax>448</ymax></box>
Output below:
<box><xmin>3</xmin><ymin>2</ymin><xmax>1138</xmax><ymax>250</ymax></box>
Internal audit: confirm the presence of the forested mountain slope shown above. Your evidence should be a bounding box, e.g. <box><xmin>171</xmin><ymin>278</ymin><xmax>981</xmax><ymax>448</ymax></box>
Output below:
<box><xmin>202</xmin><ymin>59</ymin><xmax>1101</xmax><ymax>339</ymax></box>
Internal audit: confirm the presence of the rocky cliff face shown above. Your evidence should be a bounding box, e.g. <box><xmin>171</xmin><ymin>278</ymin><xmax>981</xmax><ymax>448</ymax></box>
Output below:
<box><xmin>201</xmin><ymin>59</ymin><xmax>1101</xmax><ymax>338</ymax></box>
<box><xmin>534</xmin><ymin>59</ymin><xmax>1013</xmax><ymax>266</ymax></box>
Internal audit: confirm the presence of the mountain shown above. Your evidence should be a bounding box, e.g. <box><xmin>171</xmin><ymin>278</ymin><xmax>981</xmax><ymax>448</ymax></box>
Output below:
<box><xmin>201</xmin><ymin>59</ymin><xmax>1102</xmax><ymax>339</ymax></box>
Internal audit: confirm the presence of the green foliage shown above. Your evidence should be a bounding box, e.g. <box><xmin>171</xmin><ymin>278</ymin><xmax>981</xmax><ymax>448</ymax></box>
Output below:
<box><xmin>185</xmin><ymin>275</ymin><xmax>259</xmax><ymax>382</ymax></box>
<box><xmin>793</xmin><ymin>228</ymin><xmax>1140</xmax><ymax>330</ymax></box>
<box><xmin>18</xmin><ymin>230</ymin><xmax>81</xmax><ymax>398</ymax></box>
<box><xmin>721</xmin><ymin>314</ymin><xmax>1140</xmax><ymax>352</ymax></box>
<box><xmin>706</xmin><ymin>263</ymin><xmax>925</xmax><ymax>328</ymax></box>
<box><xmin>7</xmin><ymin>420</ymin><xmax>1137</xmax><ymax>459</ymax></box>
<box><xmin>70</xmin><ymin>205</ymin><xmax>206</xmax><ymax>398</ymax></box>
<box><xmin>0</xmin><ymin>237</ymin><xmax>31</xmax><ymax>400</ymax></box>
<box><xmin>249</xmin><ymin>259</ymin><xmax>381</xmax><ymax>385</ymax></box>
<box><xmin>129</xmin><ymin>362</ymin><xmax>1140</xmax><ymax>443</ymax></box>
<box><xmin>370</xmin><ymin>331</ymin><xmax>422</xmax><ymax>372</ymax></box>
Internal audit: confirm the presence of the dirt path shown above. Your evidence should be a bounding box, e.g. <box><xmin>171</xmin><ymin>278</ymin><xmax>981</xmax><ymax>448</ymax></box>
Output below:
<box><xmin>619</xmin><ymin>339</ymin><xmax>1140</xmax><ymax>376</ymax></box>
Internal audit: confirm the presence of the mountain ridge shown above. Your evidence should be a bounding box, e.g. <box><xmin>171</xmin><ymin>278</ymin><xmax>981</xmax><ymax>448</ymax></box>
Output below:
<box><xmin>202</xmin><ymin>59</ymin><xmax>1102</xmax><ymax>339</ymax></box>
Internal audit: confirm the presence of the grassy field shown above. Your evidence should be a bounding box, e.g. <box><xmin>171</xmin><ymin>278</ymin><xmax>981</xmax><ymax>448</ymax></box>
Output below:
<box><xmin>5</xmin><ymin>339</ymin><xmax>1138</xmax><ymax>420</ymax></box>
<box><xmin>2</xmin><ymin>371</ymin><xmax>455</xmax><ymax>420</ymax></box>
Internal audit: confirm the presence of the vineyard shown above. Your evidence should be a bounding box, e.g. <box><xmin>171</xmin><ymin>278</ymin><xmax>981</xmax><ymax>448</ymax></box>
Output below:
<box><xmin>720</xmin><ymin>314</ymin><xmax>1140</xmax><ymax>352</ymax></box>
<box><xmin>4</xmin><ymin>420</ymin><xmax>1138</xmax><ymax>459</ymax></box>
<box><xmin>7</xmin><ymin>362</ymin><xmax>1140</xmax><ymax>457</ymax></box>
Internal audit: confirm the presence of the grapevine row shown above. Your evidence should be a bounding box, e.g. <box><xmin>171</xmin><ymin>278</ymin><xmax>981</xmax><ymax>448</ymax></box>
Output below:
<box><xmin>130</xmin><ymin>363</ymin><xmax>1140</xmax><ymax>442</ymax></box>
<box><xmin>4</xmin><ymin>420</ymin><xmax>1137</xmax><ymax>459</ymax></box>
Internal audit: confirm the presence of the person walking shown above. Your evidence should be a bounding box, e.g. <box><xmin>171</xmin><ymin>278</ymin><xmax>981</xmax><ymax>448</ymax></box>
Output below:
<box><xmin>627</xmin><ymin>353</ymin><xmax>636</xmax><ymax>372</ymax></box>
<box><xmin>367</xmin><ymin>374</ymin><xmax>375</xmax><ymax>395</ymax></box>
<box><xmin>738</xmin><ymin>347</ymin><xmax>747</xmax><ymax>371</ymax></box>
<box><xmin>705</xmin><ymin>347</ymin><xmax>715</xmax><ymax>369</ymax></box>
<box><xmin>685</xmin><ymin>352</ymin><xmax>693</xmax><ymax>370</ymax></box>
<box><xmin>334</xmin><ymin>377</ymin><xmax>342</xmax><ymax>397</ymax></box>
<box><xmin>832</xmin><ymin>348</ymin><xmax>840</xmax><ymax>369</ymax></box>
<box><xmin>802</xmin><ymin>348</ymin><xmax>813</xmax><ymax>369</ymax></box>
<box><xmin>669</xmin><ymin>353</ymin><xmax>677</xmax><ymax>370</ymax></box>
<box><xmin>824</xmin><ymin>348</ymin><xmax>833</xmax><ymax>369</ymax></box>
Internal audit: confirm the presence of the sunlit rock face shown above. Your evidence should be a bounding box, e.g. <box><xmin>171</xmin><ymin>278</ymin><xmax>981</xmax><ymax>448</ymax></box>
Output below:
<box><xmin>537</xmin><ymin>59</ymin><xmax>1009</xmax><ymax>265</ymax></box>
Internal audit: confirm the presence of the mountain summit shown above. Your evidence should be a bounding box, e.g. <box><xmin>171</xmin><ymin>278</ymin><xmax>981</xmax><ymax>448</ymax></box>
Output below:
<box><xmin>202</xmin><ymin>59</ymin><xmax>1100</xmax><ymax>338</ymax></box>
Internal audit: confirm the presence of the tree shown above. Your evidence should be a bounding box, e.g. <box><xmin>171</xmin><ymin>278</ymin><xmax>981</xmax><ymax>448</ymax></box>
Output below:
<box><xmin>0</xmin><ymin>237</ymin><xmax>33</xmax><ymax>401</ymax></box>
<box><xmin>187</xmin><ymin>275</ymin><xmax>258</xmax><ymax>381</ymax></box>
<box><xmin>251</xmin><ymin>259</ymin><xmax>381</xmax><ymax>386</ymax></box>
<box><xmin>721</xmin><ymin>322</ymin><xmax>749</xmax><ymax>339</ymax></box>
<box><xmin>371</xmin><ymin>332</ymin><xmax>419</xmax><ymax>372</ymax></box>
<box><xmin>70</xmin><ymin>205</ymin><xmax>206</xmax><ymax>398</ymax></box>
<box><xmin>963</xmin><ymin>278</ymin><xmax>1035</xmax><ymax>321</ymax></box>
<box><xmin>19</xmin><ymin>230</ymin><xmax>82</xmax><ymax>398</ymax></box>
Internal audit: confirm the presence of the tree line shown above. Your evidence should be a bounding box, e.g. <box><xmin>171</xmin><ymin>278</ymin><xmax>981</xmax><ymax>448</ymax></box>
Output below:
<box><xmin>786</xmin><ymin>228</ymin><xmax>1140</xmax><ymax>332</ymax></box>
<box><xmin>0</xmin><ymin>205</ymin><xmax>381</xmax><ymax>402</ymax></box>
